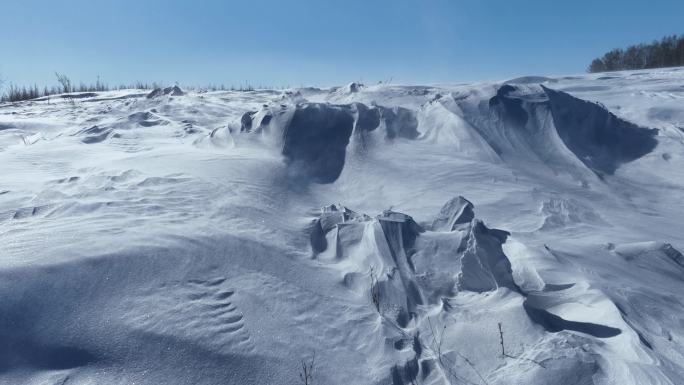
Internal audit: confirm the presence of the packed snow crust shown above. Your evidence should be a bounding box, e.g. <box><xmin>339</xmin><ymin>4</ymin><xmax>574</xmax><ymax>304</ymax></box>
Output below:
<box><xmin>2</xmin><ymin>68</ymin><xmax>684</xmax><ymax>385</ymax></box>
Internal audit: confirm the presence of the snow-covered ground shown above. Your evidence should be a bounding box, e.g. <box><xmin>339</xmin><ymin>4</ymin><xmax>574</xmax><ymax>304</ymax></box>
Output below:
<box><xmin>1</xmin><ymin>68</ymin><xmax>684</xmax><ymax>385</ymax></box>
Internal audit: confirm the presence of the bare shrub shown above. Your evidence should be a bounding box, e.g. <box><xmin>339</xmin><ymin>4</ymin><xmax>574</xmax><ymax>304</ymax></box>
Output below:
<box><xmin>299</xmin><ymin>351</ymin><xmax>315</xmax><ymax>385</ymax></box>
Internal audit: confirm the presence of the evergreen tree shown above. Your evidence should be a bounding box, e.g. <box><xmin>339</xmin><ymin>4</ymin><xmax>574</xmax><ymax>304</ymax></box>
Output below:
<box><xmin>589</xmin><ymin>34</ymin><xmax>684</xmax><ymax>72</ymax></box>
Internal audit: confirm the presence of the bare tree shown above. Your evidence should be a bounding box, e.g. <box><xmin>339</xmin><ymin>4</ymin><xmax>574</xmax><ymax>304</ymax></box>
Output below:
<box><xmin>55</xmin><ymin>72</ymin><xmax>72</xmax><ymax>94</ymax></box>
<box><xmin>55</xmin><ymin>72</ymin><xmax>77</xmax><ymax>106</ymax></box>
<box><xmin>497</xmin><ymin>323</ymin><xmax>545</xmax><ymax>368</ymax></box>
<box><xmin>299</xmin><ymin>351</ymin><xmax>315</xmax><ymax>385</ymax></box>
<box><xmin>427</xmin><ymin>317</ymin><xmax>487</xmax><ymax>385</ymax></box>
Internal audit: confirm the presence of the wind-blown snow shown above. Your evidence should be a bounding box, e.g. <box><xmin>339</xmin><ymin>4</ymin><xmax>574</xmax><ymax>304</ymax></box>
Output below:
<box><xmin>1</xmin><ymin>68</ymin><xmax>684</xmax><ymax>385</ymax></box>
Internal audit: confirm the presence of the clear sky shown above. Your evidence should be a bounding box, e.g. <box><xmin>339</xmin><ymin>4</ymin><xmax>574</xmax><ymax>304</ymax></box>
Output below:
<box><xmin>1</xmin><ymin>0</ymin><xmax>683</xmax><ymax>88</ymax></box>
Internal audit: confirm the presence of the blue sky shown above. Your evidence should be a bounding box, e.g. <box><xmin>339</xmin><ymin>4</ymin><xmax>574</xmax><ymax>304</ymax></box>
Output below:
<box><xmin>1</xmin><ymin>0</ymin><xmax>683</xmax><ymax>87</ymax></box>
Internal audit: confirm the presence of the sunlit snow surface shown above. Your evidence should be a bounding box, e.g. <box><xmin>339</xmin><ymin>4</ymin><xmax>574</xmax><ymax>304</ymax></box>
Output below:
<box><xmin>1</xmin><ymin>68</ymin><xmax>684</xmax><ymax>385</ymax></box>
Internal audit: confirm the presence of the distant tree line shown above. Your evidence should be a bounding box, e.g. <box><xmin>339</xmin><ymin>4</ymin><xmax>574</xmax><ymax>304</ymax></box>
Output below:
<box><xmin>588</xmin><ymin>34</ymin><xmax>684</xmax><ymax>73</ymax></box>
<box><xmin>0</xmin><ymin>73</ymin><xmax>276</xmax><ymax>103</ymax></box>
<box><xmin>0</xmin><ymin>73</ymin><xmax>162</xmax><ymax>103</ymax></box>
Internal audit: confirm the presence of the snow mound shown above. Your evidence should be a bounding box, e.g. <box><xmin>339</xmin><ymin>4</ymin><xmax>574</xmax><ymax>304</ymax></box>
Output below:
<box><xmin>539</xmin><ymin>197</ymin><xmax>606</xmax><ymax>230</ymax></box>
<box><xmin>523</xmin><ymin>283</ymin><xmax>622</xmax><ymax>338</ymax></box>
<box><xmin>3</xmin><ymin>68</ymin><xmax>684</xmax><ymax>385</ymax></box>
<box><xmin>527</xmin><ymin>242</ymin><xmax>684</xmax><ymax>384</ymax></box>
<box><xmin>309</xmin><ymin>204</ymin><xmax>370</xmax><ymax>253</ymax></box>
<box><xmin>280</xmin><ymin>103</ymin><xmax>355</xmax><ymax>183</ymax></box>
<box><xmin>193</xmin><ymin>126</ymin><xmax>235</xmax><ymax>149</ymax></box>
<box><xmin>240</xmin><ymin>102</ymin><xmax>421</xmax><ymax>183</ymax></box>
<box><xmin>504</xmin><ymin>76</ymin><xmax>557</xmax><ymax>85</ymax></box>
<box><xmin>329</xmin><ymin>82</ymin><xmax>365</xmax><ymax>97</ymax></box>
<box><xmin>75</xmin><ymin>125</ymin><xmax>116</xmax><ymax>144</ymax></box>
<box><xmin>378</xmin><ymin>106</ymin><xmax>420</xmax><ymax>139</ymax></box>
<box><xmin>543</xmin><ymin>86</ymin><xmax>658</xmax><ymax>175</ymax></box>
<box><xmin>347</xmin><ymin>82</ymin><xmax>363</xmax><ymax>93</ymax></box>
<box><xmin>127</xmin><ymin>111</ymin><xmax>169</xmax><ymax>127</ymax></box>
<box><xmin>304</xmin><ymin>198</ymin><xmax>628</xmax><ymax>384</ymax></box>
<box><xmin>311</xmin><ymin>197</ymin><xmax>517</xmax><ymax>325</ymax></box>
<box><xmin>73</xmin><ymin>111</ymin><xmax>169</xmax><ymax>144</ymax></box>
<box><xmin>146</xmin><ymin>85</ymin><xmax>185</xmax><ymax>98</ymax></box>
<box><xmin>350</xmin><ymin>102</ymin><xmax>381</xmax><ymax>133</ymax></box>
<box><xmin>431</xmin><ymin>196</ymin><xmax>474</xmax><ymax>231</ymax></box>
<box><xmin>612</xmin><ymin>241</ymin><xmax>684</xmax><ymax>269</ymax></box>
<box><xmin>456</xmin><ymin>84</ymin><xmax>658</xmax><ymax>178</ymax></box>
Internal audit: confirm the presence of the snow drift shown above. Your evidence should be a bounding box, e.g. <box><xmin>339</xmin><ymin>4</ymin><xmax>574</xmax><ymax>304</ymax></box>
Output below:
<box><xmin>240</xmin><ymin>101</ymin><xmax>420</xmax><ymax>183</ymax></box>
<box><xmin>542</xmin><ymin>86</ymin><xmax>658</xmax><ymax>175</ymax></box>
<box><xmin>310</xmin><ymin>198</ymin><xmax>525</xmax><ymax>383</ymax></box>
<box><xmin>455</xmin><ymin>83</ymin><xmax>659</xmax><ymax>178</ymax></box>
<box><xmin>2</xmin><ymin>67</ymin><xmax>684</xmax><ymax>385</ymax></box>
